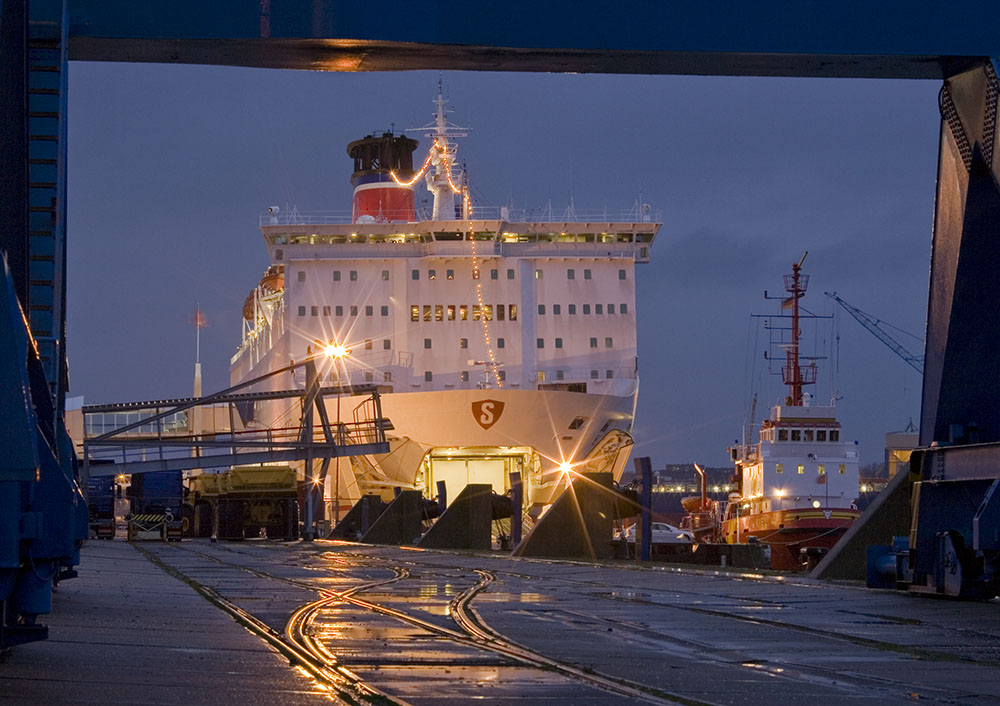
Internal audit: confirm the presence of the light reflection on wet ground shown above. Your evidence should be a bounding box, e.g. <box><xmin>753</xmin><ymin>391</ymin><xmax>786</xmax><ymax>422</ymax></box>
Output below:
<box><xmin>144</xmin><ymin>541</ymin><xmax>1000</xmax><ymax>705</ymax></box>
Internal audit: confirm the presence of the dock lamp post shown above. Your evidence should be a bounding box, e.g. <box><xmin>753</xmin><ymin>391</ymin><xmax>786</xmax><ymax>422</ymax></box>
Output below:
<box><xmin>323</xmin><ymin>343</ymin><xmax>351</xmax><ymax>527</ymax></box>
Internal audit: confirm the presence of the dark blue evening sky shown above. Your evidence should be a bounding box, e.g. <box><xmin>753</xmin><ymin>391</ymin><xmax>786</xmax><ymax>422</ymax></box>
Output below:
<box><xmin>67</xmin><ymin>64</ymin><xmax>938</xmax><ymax>466</ymax></box>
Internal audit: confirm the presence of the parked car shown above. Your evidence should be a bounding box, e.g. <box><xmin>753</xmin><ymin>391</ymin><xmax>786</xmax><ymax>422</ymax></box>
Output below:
<box><xmin>620</xmin><ymin>522</ymin><xmax>695</xmax><ymax>544</ymax></box>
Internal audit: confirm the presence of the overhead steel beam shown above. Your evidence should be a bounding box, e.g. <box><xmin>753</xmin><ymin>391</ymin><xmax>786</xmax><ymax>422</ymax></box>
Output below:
<box><xmin>62</xmin><ymin>0</ymin><xmax>999</xmax><ymax>79</ymax></box>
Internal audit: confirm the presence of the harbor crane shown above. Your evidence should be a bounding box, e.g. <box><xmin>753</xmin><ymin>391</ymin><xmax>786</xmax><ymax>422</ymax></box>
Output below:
<box><xmin>825</xmin><ymin>292</ymin><xmax>924</xmax><ymax>375</ymax></box>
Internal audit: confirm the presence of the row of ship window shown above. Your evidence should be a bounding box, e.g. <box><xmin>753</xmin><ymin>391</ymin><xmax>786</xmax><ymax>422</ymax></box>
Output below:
<box><xmin>419</xmin><ymin>337</ymin><xmax>614</xmax><ymax>349</ymax></box>
<box><xmin>775</xmin><ymin>463</ymin><xmax>847</xmax><ymax>475</ymax></box>
<box><xmin>406</xmin><ymin>302</ymin><xmax>630</xmax><ymax>322</ymax></box>
<box><xmin>774</xmin><ymin>428</ymin><xmax>840</xmax><ymax>442</ymax></box>
<box><xmin>296</xmin><ymin>268</ymin><xmax>630</xmax><ymax>282</ymax></box>
<box><xmin>346</xmin><ymin>369</ymin><xmax>617</xmax><ymax>383</ymax></box>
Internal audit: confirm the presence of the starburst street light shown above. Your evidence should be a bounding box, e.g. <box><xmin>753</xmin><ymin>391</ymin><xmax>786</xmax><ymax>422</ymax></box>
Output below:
<box><xmin>557</xmin><ymin>461</ymin><xmax>573</xmax><ymax>475</ymax></box>
<box><xmin>323</xmin><ymin>343</ymin><xmax>350</xmax><ymax>359</ymax></box>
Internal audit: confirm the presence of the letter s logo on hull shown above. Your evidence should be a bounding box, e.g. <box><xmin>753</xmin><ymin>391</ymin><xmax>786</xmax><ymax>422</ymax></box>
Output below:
<box><xmin>472</xmin><ymin>399</ymin><xmax>505</xmax><ymax>430</ymax></box>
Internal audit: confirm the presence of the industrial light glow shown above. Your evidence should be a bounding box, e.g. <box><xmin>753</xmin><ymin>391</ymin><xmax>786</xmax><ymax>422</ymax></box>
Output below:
<box><xmin>558</xmin><ymin>461</ymin><xmax>573</xmax><ymax>475</ymax></box>
<box><xmin>324</xmin><ymin>343</ymin><xmax>349</xmax><ymax>359</ymax></box>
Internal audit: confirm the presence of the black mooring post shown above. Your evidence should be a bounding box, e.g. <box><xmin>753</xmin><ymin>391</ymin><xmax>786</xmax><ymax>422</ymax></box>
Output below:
<box><xmin>510</xmin><ymin>471</ymin><xmax>523</xmax><ymax>546</ymax></box>
<box><xmin>436</xmin><ymin>480</ymin><xmax>447</xmax><ymax>515</ymax></box>
<box><xmin>635</xmin><ymin>456</ymin><xmax>652</xmax><ymax>562</ymax></box>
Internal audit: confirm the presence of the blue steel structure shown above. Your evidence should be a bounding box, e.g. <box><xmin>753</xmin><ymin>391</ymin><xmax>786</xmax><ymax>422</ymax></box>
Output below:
<box><xmin>2</xmin><ymin>0</ymin><xmax>1000</xmax><ymax>647</ymax></box>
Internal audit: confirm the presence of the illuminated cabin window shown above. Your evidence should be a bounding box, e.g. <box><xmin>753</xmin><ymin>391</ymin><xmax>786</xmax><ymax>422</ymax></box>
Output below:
<box><xmin>410</xmin><ymin>305</ymin><xmax>419</xmax><ymax>322</ymax></box>
<box><xmin>838</xmin><ymin>464</ymin><xmax>846</xmax><ymax>474</ymax></box>
<box><xmin>804</xmin><ymin>429</ymin><xmax>814</xmax><ymax>441</ymax></box>
<box><xmin>817</xmin><ymin>429</ymin><xmax>827</xmax><ymax>441</ymax></box>
<box><xmin>365</xmin><ymin>339</ymin><xmax>372</xmax><ymax>350</ymax></box>
<box><xmin>778</xmin><ymin>429</ymin><xmax>788</xmax><ymax>441</ymax></box>
<box><xmin>797</xmin><ymin>464</ymin><xmax>805</xmax><ymax>474</ymax></box>
<box><xmin>791</xmin><ymin>430</ymin><xmax>801</xmax><ymax>441</ymax></box>
<box><xmin>830</xmin><ymin>430</ymin><xmax>840</xmax><ymax>441</ymax></box>
<box><xmin>818</xmin><ymin>464</ymin><xmax>826</xmax><ymax>475</ymax></box>
<box><xmin>484</xmin><ymin>305</ymin><xmax>493</xmax><ymax>321</ymax></box>
<box><xmin>435</xmin><ymin>305</ymin><xmax>443</xmax><ymax>321</ymax></box>
<box><xmin>460</xmin><ymin>338</ymin><xmax>468</xmax><ymax>349</ymax></box>
<box><xmin>460</xmin><ymin>305</ymin><xmax>468</xmax><ymax>321</ymax></box>
<box><xmin>509</xmin><ymin>305</ymin><xmax>517</xmax><ymax>321</ymax></box>
<box><xmin>776</xmin><ymin>463</ymin><xmax>783</xmax><ymax>474</ymax></box>
<box><xmin>447</xmin><ymin>269</ymin><xmax>454</xmax><ymax>280</ymax></box>
<box><xmin>423</xmin><ymin>305</ymin><xmax>432</xmax><ymax>322</ymax></box>
<box><xmin>446</xmin><ymin>305</ymin><xmax>455</xmax><ymax>320</ymax></box>
<box><xmin>461</xmin><ymin>371</ymin><xmax>469</xmax><ymax>382</ymax></box>
<box><xmin>429</xmin><ymin>269</ymin><xmax>436</xmax><ymax>280</ymax></box>
<box><xmin>535</xmin><ymin>269</ymin><xmax>543</xmax><ymax>279</ymax></box>
<box><xmin>537</xmin><ymin>370</ymin><xmax>545</xmax><ymax>381</ymax></box>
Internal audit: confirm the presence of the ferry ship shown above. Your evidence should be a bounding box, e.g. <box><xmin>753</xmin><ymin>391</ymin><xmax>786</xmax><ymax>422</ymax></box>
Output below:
<box><xmin>718</xmin><ymin>255</ymin><xmax>860</xmax><ymax>570</ymax></box>
<box><xmin>230</xmin><ymin>88</ymin><xmax>660</xmax><ymax>523</ymax></box>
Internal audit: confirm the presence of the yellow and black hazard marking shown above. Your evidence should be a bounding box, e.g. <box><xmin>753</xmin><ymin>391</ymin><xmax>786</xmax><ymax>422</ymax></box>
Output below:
<box><xmin>129</xmin><ymin>514</ymin><xmax>166</xmax><ymax>523</ymax></box>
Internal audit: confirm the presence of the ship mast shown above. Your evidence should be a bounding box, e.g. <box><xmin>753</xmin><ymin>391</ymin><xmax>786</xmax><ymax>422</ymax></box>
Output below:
<box><xmin>782</xmin><ymin>252</ymin><xmax>814</xmax><ymax>406</ymax></box>
<box><xmin>408</xmin><ymin>81</ymin><xmax>469</xmax><ymax>220</ymax></box>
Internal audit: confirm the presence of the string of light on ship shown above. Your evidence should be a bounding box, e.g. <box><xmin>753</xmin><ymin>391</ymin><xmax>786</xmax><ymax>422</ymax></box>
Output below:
<box><xmin>392</xmin><ymin>139</ymin><xmax>502</xmax><ymax>388</ymax></box>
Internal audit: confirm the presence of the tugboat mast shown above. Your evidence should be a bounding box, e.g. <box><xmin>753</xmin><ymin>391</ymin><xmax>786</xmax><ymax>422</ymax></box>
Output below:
<box><xmin>782</xmin><ymin>251</ymin><xmax>814</xmax><ymax>406</ymax></box>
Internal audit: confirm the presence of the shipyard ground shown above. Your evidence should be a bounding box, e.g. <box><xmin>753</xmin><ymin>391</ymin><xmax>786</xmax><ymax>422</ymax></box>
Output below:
<box><xmin>2</xmin><ymin>540</ymin><xmax>999</xmax><ymax>705</ymax></box>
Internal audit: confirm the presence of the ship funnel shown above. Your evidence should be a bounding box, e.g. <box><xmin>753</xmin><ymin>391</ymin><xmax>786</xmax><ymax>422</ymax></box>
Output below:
<box><xmin>347</xmin><ymin>132</ymin><xmax>419</xmax><ymax>223</ymax></box>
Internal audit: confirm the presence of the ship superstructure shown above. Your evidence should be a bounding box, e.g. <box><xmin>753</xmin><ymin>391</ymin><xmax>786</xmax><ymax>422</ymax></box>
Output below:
<box><xmin>231</xmin><ymin>88</ymin><xmax>660</xmax><ymax>523</ymax></box>
<box><xmin>719</xmin><ymin>254</ymin><xmax>860</xmax><ymax>569</ymax></box>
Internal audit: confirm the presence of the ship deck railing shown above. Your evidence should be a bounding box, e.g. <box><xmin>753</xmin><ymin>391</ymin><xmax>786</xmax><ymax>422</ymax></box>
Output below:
<box><xmin>260</xmin><ymin>206</ymin><xmax>662</xmax><ymax>227</ymax></box>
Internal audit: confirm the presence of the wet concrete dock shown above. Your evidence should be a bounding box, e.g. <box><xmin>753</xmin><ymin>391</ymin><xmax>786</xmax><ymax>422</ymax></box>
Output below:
<box><xmin>3</xmin><ymin>539</ymin><xmax>999</xmax><ymax>705</ymax></box>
